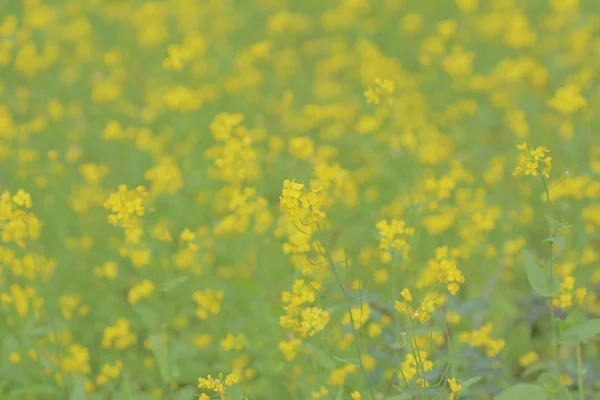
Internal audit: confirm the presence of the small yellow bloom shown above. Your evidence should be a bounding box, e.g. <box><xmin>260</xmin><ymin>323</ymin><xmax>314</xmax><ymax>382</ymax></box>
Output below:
<box><xmin>447</xmin><ymin>377</ymin><xmax>462</xmax><ymax>399</ymax></box>
<box><xmin>560</xmin><ymin>373</ymin><xmax>573</xmax><ymax>385</ymax></box>
<box><xmin>548</xmin><ymin>84</ymin><xmax>587</xmax><ymax>115</ymax></box>
<box><xmin>519</xmin><ymin>351</ymin><xmax>539</xmax><ymax>367</ymax></box>
<box><xmin>9</xmin><ymin>352</ymin><xmax>21</xmax><ymax>364</ymax></box>
<box><xmin>401</xmin><ymin>288</ymin><xmax>412</xmax><ymax>302</ymax></box>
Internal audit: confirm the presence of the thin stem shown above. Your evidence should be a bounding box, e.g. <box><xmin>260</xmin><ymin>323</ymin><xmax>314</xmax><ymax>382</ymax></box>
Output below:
<box><xmin>404</xmin><ymin>313</ymin><xmax>427</xmax><ymax>400</ymax></box>
<box><xmin>540</xmin><ymin>174</ymin><xmax>559</xmax><ymax>373</ymax></box>
<box><xmin>576</xmin><ymin>343</ymin><xmax>585</xmax><ymax>400</ymax></box>
<box><xmin>439</xmin><ymin>314</ymin><xmax>455</xmax><ymax>379</ymax></box>
<box><xmin>315</xmin><ymin>222</ymin><xmax>376</xmax><ymax>400</ymax></box>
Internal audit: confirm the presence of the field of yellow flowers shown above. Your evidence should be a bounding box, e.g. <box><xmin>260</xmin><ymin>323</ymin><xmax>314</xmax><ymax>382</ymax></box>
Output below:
<box><xmin>2</xmin><ymin>0</ymin><xmax>600</xmax><ymax>399</ymax></box>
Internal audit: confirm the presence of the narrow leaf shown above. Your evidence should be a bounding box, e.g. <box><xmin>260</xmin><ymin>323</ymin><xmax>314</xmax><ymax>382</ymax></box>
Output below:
<box><xmin>460</xmin><ymin>376</ymin><xmax>482</xmax><ymax>389</ymax></box>
<box><xmin>331</xmin><ymin>355</ymin><xmax>359</xmax><ymax>365</ymax></box>
<box><xmin>149</xmin><ymin>334</ymin><xmax>171</xmax><ymax>383</ymax></box>
<box><xmin>69</xmin><ymin>376</ymin><xmax>86</xmax><ymax>400</ymax></box>
<box><xmin>162</xmin><ymin>276</ymin><xmax>189</xmax><ymax>292</ymax></box>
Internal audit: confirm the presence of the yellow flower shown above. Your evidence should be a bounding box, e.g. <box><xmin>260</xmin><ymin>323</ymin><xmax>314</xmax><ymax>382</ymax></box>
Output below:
<box><xmin>351</xmin><ymin>391</ymin><xmax>361</xmax><ymax>400</ymax></box>
<box><xmin>180</xmin><ymin>228</ymin><xmax>195</xmax><ymax>241</ymax></box>
<box><xmin>519</xmin><ymin>351</ymin><xmax>539</xmax><ymax>367</ymax></box>
<box><xmin>401</xmin><ymin>288</ymin><xmax>412</xmax><ymax>302</ymax></box>
<box><xmin>197</xmin><ymin>372</ymin><xmax>238</xmax><ymax>395</ymax></box>
<box><xmin>560</xmin><ymin>374</ymin><xmax>573</xmax><ymax>385</ymax></box>
<box><xmin>446</xmin><ymin>311</ymin><xmax>461</xmax><ymax>325</ymax></box>
<box><xmin>513</xmin><ymin>142</ymin><xmax>552</xmax><ymax>179</ymax></box>
<box><xmin>9</xmin><ymin>352</ymin><xmax>21</xmax><ymax>364</ymax></box>
<box><xmin>448</xmin><ymin>377</ymin><xmax>462</xmax><ymax>399</ymax></box>
<box><xmin>548</xmin><ymin>84</ymin><xmax>587</xmax><ymax>114</ymax></box>
<box><xmin>127</xmin><ymin>280</ymin><xmax>155</xmax><ymax>305</ymax></box>
<box><xmin>342</xmin><ymin>304</ymin><xmax>371</xmax><ymax>330</ymax></box>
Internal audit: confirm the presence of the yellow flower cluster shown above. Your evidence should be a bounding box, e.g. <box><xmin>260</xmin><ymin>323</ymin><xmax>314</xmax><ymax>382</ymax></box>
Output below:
<box><xmin>193</xmin><ymin>289</ymin><xmax>225</xmax><ymax>320</ymax></box>
<box><xmin>513</xmin><ymin>142</ymin><xmax>552</xmax><ymax>179</ymax></box>
<box><xmin>103</xmin><ymin>185</ymin><xmax>152</xmax><ymax>267</ymax></box>
<box><xmin>280</xmin><ymin>279</ymin><xmax>330</xmax><ymax>338</ymax></box>
<box><xmin>2</xmin><ymin>283</ymin><xmax>44</xmax><ymax>319</ymax></box>
<box><xmin>58</xmin><ymin>294</ymin><xmax>87</xmax><ymax>320</ymax></box>
<box><xmin>220</xmin><ymin>333</ymin><xmax>247</xmax><ymax>351</ymax></box>
<box><xmin>460</xmin><ymin>323</ymin><xmax>506</xmax><ymax>358</ymax></box>
<box><xmin>103</xmin><ymin>185</ymin><xmax>148</xmax><ymax>227</ymax></box>
<box><xmin>208</xmin><ymin>113</ymin><xmax>260</xmax><ymax>185</ymax></box>
<box><xmin>416</xmin><ymin>246</ymin><xmax>465</xmax><ymax>295</ymax></box>
<box><xmin>96</xmin><ymin>360</ymin><xmax>124</xmax><ymax>386</ymax></box>
<box><xmin>342</xmin><ymin>303</ymin><xmax>371</xmax><ymax>331</ymax></box>
<box><xmin>364</xmin><ymin>77</ymin><xmax>396</xmax><ymax>105</ymax></box>
<box><xmin>376</xmin><ymin>219</ymin><xmax>415</xmax><ymax>263</ymax></box>
<box><xmin>448</xmin><ymin>377</ymin><xmax>462</xmax><ymax>400</ymax></box>
<box><xmin>197</xmin><ymin>372</ymin><xmax>238</xmax><ymax>397</ymax></box>
<box><xmin>59</xmin><ymin>344</ymin><xmax>91</xmax><ymax>376</ymax></box>
<box><xmin>519</xmin><ymin>351</ymin><xmax>539</xmax><ymax>367</ymax></box>
<box><xmin>399</xmin><ymin>351</ymin><xmax>433</xmax><ymax>386</ymax></box>
<box><xmin>278</xmin><ymin>338</ymin><xmax>302</xmax><ymax>361</ymax></box>
<box><xmin>552</xmin><ymin>275</ymin><xmax>586</xmax><ymax>310</ymax></box>
<box><xmin>327</xmin><ymin>364</ymin><xmax>358</xmax><ymax>386</ymax></box>
<box><xmin>101</xmin><ymin>318</ymin><xmax>137</xmax><ymax>350</ymax></box>
<box><xmin>395</xmin><ymin>290</ymin><xmax>446</xmax><ymax>324</ymax></box>
<box><xmin>548</xmin><ymin>84</ymin><xmax>587</xmax><ymax>115</ymax></box>
<box><xmin>0</xmin><ymin>190</ymin><xmax>41</xmax><ymax>248</ymax></box>
<box><xmin>162</xmin><ymin>33</ymin><xmax>207</xmax><ymax>71</ymax></box>
<box><xmin>127</xmin><ymin>279</ymin><xmax>155</xmax><ymax>305</ymax></box>
<box><xmin>280</xmin><ymin>179</ymin><xmax>326</xmax><ymax>223</ymax></box>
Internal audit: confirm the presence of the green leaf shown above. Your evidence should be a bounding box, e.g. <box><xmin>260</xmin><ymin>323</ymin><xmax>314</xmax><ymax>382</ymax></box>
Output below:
<box><xmin>69</xmin><ymin>376</ymin><xmax>87</xmax><ymax>400</ymax></box>
<box><xmin>174</xmin><ymin>386</ymin><xmax>197</xmax><ymax>400</ymax></box>
<box><xmin>226</xmin><ymin>383</ymin><xmax>244</xmax><ymax>400</ymax></box>
<box><xmin>523</xmin><ymin>360</ymin><xmax>555</xmax><ymax>378</ymax></box>
<box><xmin>149</xmin><ymin>334</ymin><xmax>171</xmax><ymax>383</ymax></box>
<box><xmin>116</xmin><ymin>374</ymin><xmax>133</xmax><ymax>400</ymax></box>
<box><xmin>331</xmin><ymin>355</ymin><xmax>359</xmax><ymax>365</ymax></box>
<box><xmin>334</xmin><ymin>386</ymin><xmax>344</xmax><ymax>400</ymax></box>
<box><xmin>133</xmin><ymin>305</ymin><xmax>160</xmax><ymax>331</ymax></box>
<box><xmin>162</xmin><ymin>276</ymin><xmax>189</xmax><ymax>292</ymax></box>
<box><xmin>536</xmin><ymin>373</ymin><xmax>574</xmax><ymax>400</ymax></box>
<box><xmin>564</xmin><ymin>309</ymin><xmax>587</xmax><ymax>326</ymax></box>
<box><xmin>316</xmin><ymin>351</ymin><xmax>336</xmax><ymax>369</ymax></box>
<box><xmin>460</xmin><ymin>376</ymin><xmax>482</xmax><ymax>390</ymax></box>
<box><xmin>545</xmin><ymin>216</ymin><xmax>571</xmax><ymax>233</ymax></box>
<box><xmin>559</xmin><ymin>318</ymin><xmax>600</xmax><ymax>345</ymax></box>
<box><xmin>545</xmin><ymin>236</ymin><xmax>565</xmax><ymax>254</ymax></box>
<box><xmin>494</xmin><ymin>383</ymin><xmax>549</xmax><ymax>400</ymax></box>
<box><xmin>521</xmin><ymin>249</ymin><xmax>558</xmax><ymax>297</ymax></box>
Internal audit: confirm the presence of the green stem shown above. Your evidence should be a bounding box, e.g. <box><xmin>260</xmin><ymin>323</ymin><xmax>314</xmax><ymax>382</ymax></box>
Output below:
<box><xmin>576</xmin><ymin>343</ymin><xmax>585</xmax><ymax>400</ymax></box>
<box><xmin>540</xmin><ymin>174</ymin><xmax>560</xmax><ymax>373</ymax></box>
<box><xmin>316</xmin><ymin>222</ymin><xmax>376</xmax><ymax>400</ymax></box>
<box><xmin>440</xmin><ymin>316</ymin><xmax>454</xmax><ymax>380</ymax></box>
